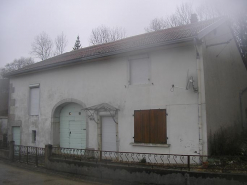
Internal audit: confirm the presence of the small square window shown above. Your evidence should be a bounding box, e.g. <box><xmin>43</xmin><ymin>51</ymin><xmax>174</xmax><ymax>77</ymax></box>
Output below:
<box><xmin>32</xmin><ymin>130</ymin><xmax>36</xmax><ymax>143</ymax></box>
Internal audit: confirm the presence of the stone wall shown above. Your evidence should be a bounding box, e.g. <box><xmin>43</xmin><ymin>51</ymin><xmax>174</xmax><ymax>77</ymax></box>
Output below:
<box><xmin>46</xmin><ymin>158</ymin><xmax>247</xmax><ymax>185</ymax></box>
<box><xmin>44</xmin><ymin>145</ymin><xmax>247</xmax><ymax>185</ymax></box>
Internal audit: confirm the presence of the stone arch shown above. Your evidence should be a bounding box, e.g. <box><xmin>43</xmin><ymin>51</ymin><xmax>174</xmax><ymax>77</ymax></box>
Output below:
<box><xmin>50</xmin><ymin>98</ymin><xmax>86</xmax><ymax>146</ymax></box>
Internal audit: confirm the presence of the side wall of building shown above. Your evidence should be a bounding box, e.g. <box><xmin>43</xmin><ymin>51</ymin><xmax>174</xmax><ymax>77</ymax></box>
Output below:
<box><xmin>0</xmin><ymin>118</ymin><xmax>8</xmax><ymax>143</ymax></box>
<box><xmin>8</xmin><ymin>42</ymin><xmax>205</xmax><ymax>155</ymax></box>
<box><xmin>0</xmin><ymin>79</ymin><xmax>9</xmax><ymax>143</ymax></box>
<box><xmin>202</xmin><ymin>23</ymin><xmax>247</xmax><ymax>153</ymax></box>
<box><xmin>0</xmin><ymin>79</ymin><xmax>9</xmax><ymax>116</ymax></box>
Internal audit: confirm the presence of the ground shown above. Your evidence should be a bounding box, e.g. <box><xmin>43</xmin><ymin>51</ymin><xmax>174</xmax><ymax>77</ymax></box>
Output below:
<box><xmin>0</xmin><ymin>159</ymin><xmax>108</xmax><ymax>185</ymax></box>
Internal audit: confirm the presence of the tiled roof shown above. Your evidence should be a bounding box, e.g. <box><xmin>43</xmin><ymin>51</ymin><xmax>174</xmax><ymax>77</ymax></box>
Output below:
<box><xmin>7</xmin><ymin>18</ymin><xmax>221</xmax><ymax>76</ymax></box>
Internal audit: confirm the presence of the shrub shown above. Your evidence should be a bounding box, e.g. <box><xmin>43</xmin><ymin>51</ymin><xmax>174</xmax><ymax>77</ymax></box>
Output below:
<box><xmin>210</xmin><ymin>125</ymin><xmax>247</xmax><ymax>156</ymax></box>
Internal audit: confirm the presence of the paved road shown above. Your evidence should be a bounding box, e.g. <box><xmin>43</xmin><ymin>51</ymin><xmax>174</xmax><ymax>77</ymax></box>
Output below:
<box><xmin>0</xmin><ymin>160</ymin><xmax>106</xmax><ymax>185</ymax></box>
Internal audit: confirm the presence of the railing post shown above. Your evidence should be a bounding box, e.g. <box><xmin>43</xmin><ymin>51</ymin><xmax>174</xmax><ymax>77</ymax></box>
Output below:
<box><xmin>35</xmin><ymin>147</ymin><xmax>38</xmax><ymax>166</ymax></box>
<box><xmin>187</xmin><ymin>155</ymin><xmax>190</xmax><ymax>171</ymax></box>
<box><xmin>100</xmin><ymin>150</ymin><xmax>102</xmax><ymax>161</ymax></box>
<box><xmin>9</xmin><ymin>141</ymin><xmax>15</xmax><ymax>161</ymax></box>
<box><xmin>26</xmin><ymin>147</ymin><xmax>28</xmax><ymax>164</ymax></box>
<box><xmin>45</xmin><ymin>144</ymin><xmax>52</xmax><ymax>168</ymax></box>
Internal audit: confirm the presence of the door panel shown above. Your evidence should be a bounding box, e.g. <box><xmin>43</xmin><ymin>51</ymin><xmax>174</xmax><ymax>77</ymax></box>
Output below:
<box><xmin>60</xmin><ymin>118</ymin><xmax>71</xmax><ymax>148</ymax></box>
<box><xmin>102</xmin><ymin>117</ymin><xmax>116</xmax><ymax>151</ymax></box>
<box><xmin>12</xmin><ymin>126</ymin><xmax>20</xmax><ymax>145</ymax></box>
<box><xmin>60</xmin><ymin>103</ymin><xmax>86</xmax><ymax>149</ymax></box>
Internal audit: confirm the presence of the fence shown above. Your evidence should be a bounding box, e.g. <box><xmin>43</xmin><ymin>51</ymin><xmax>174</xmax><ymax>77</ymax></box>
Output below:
<box><xmin>51</xmin><ymin>147</ymin><xmax>247</xmax><ymax>173</ymax></box>
<box><xmin>1</xmin><ymin>143</ymin><xmax>247</xmax><ymax>173</ymax></box>
<box><xmin>13</xmin><ymin>145</ymin><xmax>45</xmax><ymax>167</ymax></box>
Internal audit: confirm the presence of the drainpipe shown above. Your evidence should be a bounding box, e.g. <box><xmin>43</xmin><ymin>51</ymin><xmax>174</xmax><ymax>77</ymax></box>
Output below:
<box><xmin>240</xmin><ymin>87</ymin><xmax>247</xmax><ymax>128</ymax></box>
<box><xmin>194</xmin><ymin>38</ymin><xmax>203</xmax><ymax>155</ymax></box>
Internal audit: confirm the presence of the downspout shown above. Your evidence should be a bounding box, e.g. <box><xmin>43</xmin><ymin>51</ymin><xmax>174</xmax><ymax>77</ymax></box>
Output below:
<box><xmin>194</xmin><ymin>38</ymin><xmax>203</xmax><ymax>155</ymax></box>
<box><xmin>240</xmin><ymin>87</ymin><xmax>247</xmax><ymax>128</ymax></box>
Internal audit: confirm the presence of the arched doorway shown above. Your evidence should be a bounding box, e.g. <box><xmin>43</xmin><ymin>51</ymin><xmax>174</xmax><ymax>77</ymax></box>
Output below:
<box><xmin>51</xmin><ymin>99</ymin><xmax>87</xmax><ymax>149</ymax></box>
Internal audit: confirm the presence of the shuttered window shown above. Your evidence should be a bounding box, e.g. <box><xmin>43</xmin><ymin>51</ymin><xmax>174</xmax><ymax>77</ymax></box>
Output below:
<box><xmin>130</xmin><ymin>57</ymin><xmax>150</xmax><ymax>85</ymax></box>
<box><xmin>134</xmin><ymin>109</ymin><xmax>167</xmax><ymax>144</ymax></box>
<box><xmin>29</xmin><ymin>85</ymin><xmax>40</xmax><ymax>115</ymax></box>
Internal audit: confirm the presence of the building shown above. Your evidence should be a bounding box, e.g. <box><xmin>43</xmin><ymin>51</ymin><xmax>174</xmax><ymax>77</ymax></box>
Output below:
<box><xmin>5</xmin><ymin>17</ymin><xmax>247</xmax><ymax>155</ymax></box>
<box><xmin>0</xmin><ymin>79</ymin><xmax>9</xmax><ymax>146</ymax></box>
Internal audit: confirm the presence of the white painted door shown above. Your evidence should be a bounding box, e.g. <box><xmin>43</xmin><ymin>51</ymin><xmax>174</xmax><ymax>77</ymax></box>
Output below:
<box><xmin>60</xmin><ymin>103</ymin><xmax>86</xmax><ymax>149</ymax></box>
<box><xmin>12</xmin><ymin>126</ymin><xmax>20</xmax><ymax>145</ymax></box>
<box><xmin>102</xmin><ymin>117</ymin><xmax>117</xmax><ymax>151</ymax></box>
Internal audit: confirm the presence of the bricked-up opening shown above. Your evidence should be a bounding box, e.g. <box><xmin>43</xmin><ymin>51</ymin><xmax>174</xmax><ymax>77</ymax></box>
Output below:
<box><xmin>29</xmin><ymin>84</ymin><xmax>40</xmax><ymax>116</ymax></box>
<box><xmin>134</xmin><ymin>109</ymin><xmax>167</xmax><ymax>144</ymax></box>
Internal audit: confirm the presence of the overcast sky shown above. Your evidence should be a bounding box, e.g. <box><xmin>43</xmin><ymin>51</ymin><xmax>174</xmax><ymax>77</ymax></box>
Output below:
<box><xmin>0</xmin><ymin>0</ymin><xmax>207</xmax><ymax>67</ymax></box>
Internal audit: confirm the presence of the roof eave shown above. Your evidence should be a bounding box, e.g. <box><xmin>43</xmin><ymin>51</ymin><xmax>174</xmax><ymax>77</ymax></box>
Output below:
<box><xmin>5</xmin><ymin>37</ymin><xmax>195</xmax><ymax>78</ymax></box>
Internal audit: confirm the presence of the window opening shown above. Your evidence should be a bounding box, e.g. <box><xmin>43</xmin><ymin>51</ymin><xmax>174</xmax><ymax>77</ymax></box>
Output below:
<box><xmin>32</xmin><ymin>130</ymin><xmax>36</xmax><ymax>143</ymax></box>
<box><xmin>29</xmin><ymin>84</ymin><xmax>40</xmax><ymax>116</ymax></box>
<box><xmin>134</xmin><ymin>109</ymin><xmax>167</xmax><ymax>144</ymax></box>
<box><xmin>129</xmin><ymin>57</ymin><xmax>150</xmax><ymax>85</ymax></box>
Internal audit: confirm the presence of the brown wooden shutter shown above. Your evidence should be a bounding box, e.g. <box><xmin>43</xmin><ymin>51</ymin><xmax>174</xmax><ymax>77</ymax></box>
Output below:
<box><xmin>157</xmin><ymin>109</ymin><xmax>167</xmax><ymax>144</ymax></box>
<box><xmin>134</xmin><ymin>110</ymin><xmax>142</xmax><ymax>143</ymax></box>
<box><xmin>134</xmin><ymin>109</ymin><xmax>166</xmax><ymax>144</ymax></box>
<box><xmin>150</xmin><ymin>109</ymin><xmax>166</xmax><ymax>144</ymax></box>
<box><xmin>142</xmin><ymin>110</ymin><xmax>150</xmax><ymax>143</ymax></box>
<box><xmin>150</xmin><ymin>109</ymin><xmax>158</xmax><ymax>143</ymax></box>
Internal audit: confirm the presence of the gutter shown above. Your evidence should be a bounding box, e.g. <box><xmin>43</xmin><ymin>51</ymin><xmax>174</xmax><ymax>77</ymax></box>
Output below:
<box><xmin>5</xmin><ymin>37</ymin><xmax>195</xmax><ymax>78</ymax></box>
<box><xmin>193</xmin><ymin>38</ymin><xmax>204</xmax><ymax>155</ymax></box>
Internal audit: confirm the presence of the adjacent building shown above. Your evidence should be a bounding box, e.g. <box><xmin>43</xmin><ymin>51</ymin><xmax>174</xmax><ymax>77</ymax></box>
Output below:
<box><xmin>0</xmin><ymin>79</ymin><xmax>9</xmax><ymax>146</ymax></box>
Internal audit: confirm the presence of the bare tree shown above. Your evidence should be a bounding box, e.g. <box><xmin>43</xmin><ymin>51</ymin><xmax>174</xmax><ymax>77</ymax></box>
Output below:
<box><xmin>145</xmin><ymin>2</ymin><xmax>221</xmax><ymax>33</ymax></box>
<box><xmin>145</xmin><ymin>18</ymin><xmax>168</xmax><ymax>32</ymax></box>
<box><xmin>196</xmin><ymin>1</ymin><xmax>222</xmax><ymax>21</ymax></box>
<box><xmin>54</xmin><ymin>32</ymin><xmax>68</xmax><ymax>55</ymax></box>
<box><xmin>31</xmin><ymin>32</ymin><xmax>53</xmax><ymax>61</ymax></box>
<box><xmin>172</xmin><ymin>2</ymin><xmax>193</xmax><ymax>25</ymax></box>
<box><xmin>89</xmin><ymin>26</ymin><xmax>126</xmax><ymax>45</ymax></box>
<box><xmin>145</xmin><ymin>3</ymin><xmax>193</xmax><ymax>32</ymax></box>
<box><xmin>229</xmin><ymin>1</ymin><xmax>247</xmax><ymax>68</ymax></box>
<box><xmin>0</xmin><ymin>57</ymin><xmax>34</xmax><ymax>77</ymax></box>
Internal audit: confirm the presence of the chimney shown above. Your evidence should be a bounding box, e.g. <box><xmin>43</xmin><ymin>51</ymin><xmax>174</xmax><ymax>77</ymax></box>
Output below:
<box><xmin>190</xmin><ymin>14</ymin><xmax>198</xmax><ymax>24</ymax></box>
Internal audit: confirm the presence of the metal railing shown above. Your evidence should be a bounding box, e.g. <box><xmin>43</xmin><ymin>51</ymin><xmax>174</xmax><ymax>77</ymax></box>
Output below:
<box><xmin>0</xmin><ymin>140</ymin><xmax>9</xmax><ymax>150</ymax></box>
<box><xmin>51</xmin><ymin>147</ymin><xmax>247</xmax><ymax>173</ymax></box>
<box><xmin>14</xmin><ymin>145</ymin><xmax>45</xmax><ymax>167</ymax></box>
